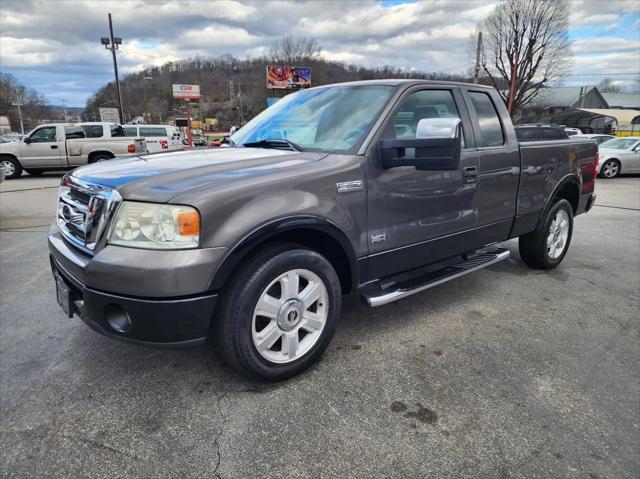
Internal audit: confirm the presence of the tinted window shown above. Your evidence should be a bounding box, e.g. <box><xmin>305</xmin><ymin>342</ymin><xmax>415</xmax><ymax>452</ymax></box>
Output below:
<box><xmin>124</xmin><ymin>127</ymin><xmax>138</xmax><ymax>137</ymax></box>
<box><xmin>110</xmin><ymin>125</ymin><xmax>125</xmax><ymax>137</ymax></box>
<box><xmin>468</xmin><ymin>91</ymin><xmax>504</xmax><ymax>147</ymax></box>
<box><xmin>540</xmin><ymin>128</ymin><xmax>566</xmax><ymax>140</ymax></box>
<box><xmin>515</xmin><ymin>128</ymin><xmax>537</xmax><ymax>141</ymax></box>
<box><xmin>388</xmin><ymin>89</ymin><xmax>463</xmax><ymax>136</ymax></box>
<box><xmin>29</xmin><ymin>127</ymin><xmax>57</xmax><ymax>143</ymax></box>
<box><xmin>139</xmin><ymin>127</ymin><xmax>168</xmax><ymax>137</ymax></box>
<box><xmin>65</xmin><ymin>126</ymin><xmax>85</xmax><ymax>139</ymax></box>
<box><xmin>82</xmin><ymin>125</ymin><xmax>104</xmax><ymax>138</ymax></box>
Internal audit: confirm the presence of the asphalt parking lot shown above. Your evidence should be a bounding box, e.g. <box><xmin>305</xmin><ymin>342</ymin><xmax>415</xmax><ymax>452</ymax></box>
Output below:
<box><xmin>1</xmin><ymin>174</ymin><xmax>638</xmax><ymax>478</ymax></box>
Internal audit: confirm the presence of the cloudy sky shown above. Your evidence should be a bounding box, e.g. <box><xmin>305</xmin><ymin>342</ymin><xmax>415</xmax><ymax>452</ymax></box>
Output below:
<box><xmin>1</xmin><ymin>0</ymin><xmax>638</xmax><ymax>106</ymax></box>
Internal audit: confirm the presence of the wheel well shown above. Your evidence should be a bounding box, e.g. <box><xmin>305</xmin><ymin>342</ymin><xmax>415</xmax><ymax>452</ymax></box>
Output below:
<box><xmin>88</xmin><ymin>151</ymin><xmax>114</xmax><ymax>163</ymax></box>
<box><xmin>554</xmin><ymin>181</ymin><xmax>579</xmax><ymax>214</ymax></box>
<box><xmin>214</xmin><ymin>227</ymin><xmax>355</xmax><ymax>294</ymax></box>
<box><xmin>0</xmin><ymin>154</ymin><xmax>19</xmax><ymax>163</ymax></box>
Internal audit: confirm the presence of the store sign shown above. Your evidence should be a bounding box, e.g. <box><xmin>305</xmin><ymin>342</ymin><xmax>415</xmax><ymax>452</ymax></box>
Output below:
<box><xmin>172</xmin><ymin>84</ymin><xmax>201</xmax><ymax>99</ymax></box>
<box><xmin>99</xmin><ymin>107</ymin><xmax>120</xmax><ymax>123</ymax></box>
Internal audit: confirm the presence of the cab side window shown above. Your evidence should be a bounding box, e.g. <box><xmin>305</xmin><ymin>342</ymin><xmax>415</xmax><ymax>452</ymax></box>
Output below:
<box><xmin>384</xmin><ymin>89</ymin><xmax>466</xmax><ymax>147</ymax></box>
<box><xmin>111</xmin><ymin>125</ymin><xmax>125</xmax><ymax>137</ymax></box>
<box><xmin>29</xmin><ymin>127</ymin><xmax>57</xmax><ymax>143</ymax></box>
<box><xmin>65</xmin><ymin>126</ymin><xmax>85</xmax><ymax>139</ymax></box>
<box><xmin>467</xmin><ymin>91</ymin><xmax>504</xmax><ymax>147</ymax></box>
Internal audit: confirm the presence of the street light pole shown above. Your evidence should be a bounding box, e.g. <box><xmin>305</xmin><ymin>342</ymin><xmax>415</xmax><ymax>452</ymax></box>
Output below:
<box><xmin>101</xmin><ymin>13</ymin><xmax>124</xmax><ymax>124</ymax></box>
<box><xmin>11</xmin><ymin>96</ymin><xmax>24</xmax><ymax>134</ymax></box>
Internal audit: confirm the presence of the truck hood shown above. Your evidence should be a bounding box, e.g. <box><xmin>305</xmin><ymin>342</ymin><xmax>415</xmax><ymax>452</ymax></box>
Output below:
<box><xmin>72</xmin><ymin>147</ymin><xmax>327</xmax><ymax>202</ymax></box>
<box><xmin>0</xmin><ymin>141</ymin><xmax>20</xmax><ymax>154</ymax></box>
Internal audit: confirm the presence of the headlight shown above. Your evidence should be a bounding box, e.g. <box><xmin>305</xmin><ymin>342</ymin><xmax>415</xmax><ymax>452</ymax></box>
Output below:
<box><xmin>108</xmin><ymin>201</ymin><xmax>200</xmax><ymax>249</ymax></box>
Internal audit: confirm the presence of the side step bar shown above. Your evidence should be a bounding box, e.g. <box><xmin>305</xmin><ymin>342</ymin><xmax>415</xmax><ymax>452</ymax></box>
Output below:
<box><xmin>362</xmin><ymin>248</ymin><xmax>510</xmax><ymax>307</ymax></box>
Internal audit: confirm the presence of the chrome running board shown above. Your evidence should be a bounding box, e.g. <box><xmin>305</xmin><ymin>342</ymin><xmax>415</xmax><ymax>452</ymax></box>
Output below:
<box><xmin>362</xmin><ymin>248</ymin><xmax>510</xmax><ymax>307</ymax></box>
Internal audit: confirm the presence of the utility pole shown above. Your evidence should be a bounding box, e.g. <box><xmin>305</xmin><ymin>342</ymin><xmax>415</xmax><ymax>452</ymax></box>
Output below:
<box><xmin>473</xmin><ymin>32</ymin><xmax>483</xmax><ymax>84</ymax></box>
<box><xmin>507</xmin><ymin>49</ymin><xmax>519</xmax><ymax>115</ymax></box>
<box><xmin>11</xmin><ymin>96</ymin><xmax>24</xmax><ymax>134</ymax></box>
<box><xmin>101</xmin><ymin>13</ymin><xmax>124</xmax><ymax>124</ymax></box>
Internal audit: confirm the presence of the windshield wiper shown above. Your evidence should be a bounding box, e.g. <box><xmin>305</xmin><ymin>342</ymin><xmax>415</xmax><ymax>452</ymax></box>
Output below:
<box><xmin>242</xmin><ymin>139</ymin><xmax>304</xmax><ymax>152</ymax></box>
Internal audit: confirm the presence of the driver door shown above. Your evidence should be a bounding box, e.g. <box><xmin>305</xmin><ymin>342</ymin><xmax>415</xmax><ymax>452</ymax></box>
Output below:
<box><xmin>365</xmin><ymin>87</ymin><xmax>480</xmax><ymax>279</ymax></box>
<box><xmin>20</xmin><ymin>126</ymin><xmax>63</xmax><ymax>168</ymax></box>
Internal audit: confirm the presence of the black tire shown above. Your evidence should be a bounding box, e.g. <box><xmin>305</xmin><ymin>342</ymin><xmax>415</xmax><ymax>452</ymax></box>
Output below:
<box><xmin>214</xmin><ymin>244</ymin><xmax>342</xmax><ymax>381</ymax></box>
<box><xmin>519</xmin><ymin>199</ymin><xmax>574</xmax><ymax>270</ymax></box>
<box><xmin>90</xmin><ymin>153</ymin><xmax>114</xmax><ymax>163</ymax></box>
<box><xmin>24</xmin><ymin>168</ymin><xmax>44</xmax><ymax>176</ymax></box>
<box><xmin>599</xmin><ymin>159</ymin><xmax>621</xmax><ymax>179</ymax></box>
<box><xmin>0</xmin><ymin>156</ymin><xmax>23</xmax><ymax>179</ymax></box>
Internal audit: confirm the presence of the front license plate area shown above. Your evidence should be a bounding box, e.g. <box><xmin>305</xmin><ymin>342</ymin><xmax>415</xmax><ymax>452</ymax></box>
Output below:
<box><xmin>54</xmin><ymin>272</ymin><xmax>74</xmax><ymax>318</ymax></box>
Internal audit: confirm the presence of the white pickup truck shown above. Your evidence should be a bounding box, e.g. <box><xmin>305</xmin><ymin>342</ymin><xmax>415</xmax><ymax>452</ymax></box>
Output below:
<box><xmin>0</xmin><ymin>122</ymin><xmax>147</xmax><ymax>179</ymax></box>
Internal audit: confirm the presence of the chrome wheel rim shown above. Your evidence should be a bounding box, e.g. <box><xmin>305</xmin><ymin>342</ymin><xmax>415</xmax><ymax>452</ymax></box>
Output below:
<box><xmin>547</xmin><ymin>209</ymin><xmax>570</xmax><ymax>260</ymax></box>
<box><xmin>1</xmin><ymin>160</ymin><xmax>15</xmax><ymax>176</ymax></box>
<box><xmin>603</xmin><ymin>161</ymin><xmax>618</xmax><ymax>178</ymax></box>
<box><xmin>251</xmin><ymin>268</ymin><xmax>329</xmax><ymax>364</ymax></box>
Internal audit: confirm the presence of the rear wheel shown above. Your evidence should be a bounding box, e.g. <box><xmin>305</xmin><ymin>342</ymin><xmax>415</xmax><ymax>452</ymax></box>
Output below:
<box><xmin>215</xmin><ymin>244</ymin><xmax>341</xmax><ymax>381</ymax></box>
<box><xmin>90</xmin><ymin>153</ymin><xmax>114</xmax><ymax>163</ymax></box>
<box><xmin>600</xmin><ymin>159</ymin><xmax>620</xmax><ymax>178</ymax></box>
<box><xmin>519</xmin><ymin>199</ymin><xmax>574</xmax><ymax>270</ymax></box>
<box><xmin>0</xmin><ymin>157</ymin><xmax>22</xmax><ymax>179</ymax></box>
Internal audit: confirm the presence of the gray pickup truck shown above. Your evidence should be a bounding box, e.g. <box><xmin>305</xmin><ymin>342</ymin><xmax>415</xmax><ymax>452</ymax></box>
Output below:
<box><xmin>49</xmin><ymin>80</ymin><xmax>598</xmax><ymax>380</ymax></box>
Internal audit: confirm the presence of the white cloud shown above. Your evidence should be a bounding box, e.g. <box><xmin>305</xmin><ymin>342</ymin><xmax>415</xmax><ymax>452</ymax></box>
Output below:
<box><xmin>0</xmin><ymin>0</ymin><xmax>638</xmax><ymax>105</ymax></box>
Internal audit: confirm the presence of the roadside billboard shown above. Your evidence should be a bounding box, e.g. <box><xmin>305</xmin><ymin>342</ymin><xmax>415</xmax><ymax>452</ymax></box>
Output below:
<box><xmin>266</xmin><ymin>66</ymin><xmax>311</xmax><ymax>89</ymax></box>
<box><xmin>99</xmin><ymin>107</ymin><xmax>120</xmax><ymax>123</ymax></box>
<box><xmin>172</xmin><ymin>84</ymin><xmax>201</xmax><ymax>99</ymax></box>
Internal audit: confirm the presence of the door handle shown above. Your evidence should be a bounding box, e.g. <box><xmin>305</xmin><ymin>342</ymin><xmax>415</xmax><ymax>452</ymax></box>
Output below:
<box><xmin>51</xmin><ymin>145</ymin><xmax>58</xmax><ymax>149</ymax></box>
<box><xmin>463</xmin><ymin>166</ymin><xmax>478</xmax><ymax>184</ymax></box>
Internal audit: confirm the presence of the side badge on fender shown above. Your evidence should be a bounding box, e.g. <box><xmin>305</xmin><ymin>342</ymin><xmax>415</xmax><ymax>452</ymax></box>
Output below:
<box><xmin>370</xmin><ymin>233</ymin><xmax>386</xmax><ymax>244</ymax></box>
<box><xmin>336</xmin><ymin>180</ymin><xmax>364</xmax><ymax>193</ymax></box>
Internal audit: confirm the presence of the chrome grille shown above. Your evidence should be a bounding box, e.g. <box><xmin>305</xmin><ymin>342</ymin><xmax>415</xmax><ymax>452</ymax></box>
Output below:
<box><xmin>57</xmin><ymin>176</ymin><xmax>122</xmax><ymax>254</ymax></box>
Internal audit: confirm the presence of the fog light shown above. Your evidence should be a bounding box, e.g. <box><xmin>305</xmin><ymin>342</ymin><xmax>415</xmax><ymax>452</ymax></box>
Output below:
<box><xmin>105</xmin><ymin>304</ymin><xmax>132</xmax><ymax>333</ymax></box>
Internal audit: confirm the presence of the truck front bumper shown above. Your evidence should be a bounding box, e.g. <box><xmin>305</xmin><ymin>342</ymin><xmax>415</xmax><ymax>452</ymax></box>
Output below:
<box><xmin>48</xmin><ymin>226</ymin><xmax>222</xmax><ymax>348</ymax></box>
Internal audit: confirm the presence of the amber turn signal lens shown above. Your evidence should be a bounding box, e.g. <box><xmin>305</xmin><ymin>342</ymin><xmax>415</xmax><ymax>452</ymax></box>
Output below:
<box><xmin>178</xmin><ymin>210</ymin><xmax>200</xmax><ymax>236</ymax></box>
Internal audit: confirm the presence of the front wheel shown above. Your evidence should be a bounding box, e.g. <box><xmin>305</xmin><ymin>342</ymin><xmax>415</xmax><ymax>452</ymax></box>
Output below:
<box><xmin>519</xmin><ymin>199</ymin><xmax>574</xmax><ymax>270</ymax></box>
<box><xmin>0</xmin><ymin>157</ymin><xmax>23</xmax><ymax>179</ymax></box>
<box><xmin>600</xmin><ymin>159</ymin><xmax>621</xmax><ymax>178</ymax></box>
<box><xmin>215</xmin><ymin>244</ymin><xmax>342</xmax><ymax>381</ymax></box>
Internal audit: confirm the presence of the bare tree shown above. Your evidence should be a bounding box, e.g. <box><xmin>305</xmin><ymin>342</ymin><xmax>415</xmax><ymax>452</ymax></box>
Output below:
<box><xmin>598</xmin><ymin>77</ymin><xmax>621</xmax><ymax>93</ymax></box>
<box><xmin>270</xmin><ymin>36</ymin><xmax>321</xmax><ymax>64</ymax></box>
<box><xmin>477</xmin><ymin>0</ymin><xmax>571</xmax><ymax>115</ymax></box>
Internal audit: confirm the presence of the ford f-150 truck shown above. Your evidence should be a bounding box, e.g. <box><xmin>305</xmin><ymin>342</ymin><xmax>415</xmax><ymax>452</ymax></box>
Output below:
<box><xmin>0</xmin><ymin>122</ymin><xmax>146</xmax><ymax>179</ymax></box>
<box><xmin>48</xmin><ymin>80</ymin><xmax>598</xmax><ymax>380</ymax></box>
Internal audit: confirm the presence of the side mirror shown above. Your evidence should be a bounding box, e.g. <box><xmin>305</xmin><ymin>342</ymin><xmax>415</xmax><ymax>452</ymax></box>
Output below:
<box><xmin>23</xmin><ymin>137</ymin><xmax>31</xmax><ymax>144</ymax></box>
<box><xmin>229</xmin><ymin>126</ymin><xmax>238</xmax><ymax>135</ymax></box>
<box><xmin>376</xmin><ymin>117</ymin><xmax>462</xmax><ymax>170</ymax></box>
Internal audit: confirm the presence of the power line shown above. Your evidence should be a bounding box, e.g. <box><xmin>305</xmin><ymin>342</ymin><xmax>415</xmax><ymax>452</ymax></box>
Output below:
<box><xmin>567</xmin><ymin>72</ymin><xmax>639</xmax><ymax>76</ymax></box>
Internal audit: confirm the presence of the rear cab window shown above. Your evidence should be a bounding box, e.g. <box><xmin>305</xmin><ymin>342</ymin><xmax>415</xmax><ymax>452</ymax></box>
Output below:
<box><xmin>110</xmin><ymin>125</ymin><xmax>126</xmax><ymax>137</ymax></box>
<box><xmin>65</xmin><ymin>126</ymin><xmax>86</xmax><ymax>139</ymax></box>
<box><xmin>124</xmin><ymin>127</ymin><xmax>138</xmax><ymax>137</ymax></box>
<box><xmin>81</xmin><ymin>125</ymin><xmax>104</xmax><ymax>138</ymax></box>
<box><xmin>466</xmin><ymin>91</ymin><xmax>505</xmax><ymax>147</ymax></box>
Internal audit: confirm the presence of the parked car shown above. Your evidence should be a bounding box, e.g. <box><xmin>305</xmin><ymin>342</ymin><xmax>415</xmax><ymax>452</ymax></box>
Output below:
<box><xmin>571</xmin><ymin>134</ymin><xmax>615</xmax><ymax>145</ymax></box>
<box><xmin>596</xmin><ymin>136</ymin><xmax>640</xmax><ymax>178</ymax></box>
<box><xmin>0</xmin><ymin>123</ymin><xmax>146</xmax><ymax>179</ymax></box>
<box><xmin>124</xmin><ymin>124</ymin><xmax>183</xmax><ymax>153</ymax></box>
<box><xmin>49</xmin><ymin>80</ymin><xmax>597</xmax><ymax>380</ymax></box>
<box><xmin>1</xmin><ymin>133</ymin><xmax>25</xmax><ymax>143</ymax></box>
<box><xmin>514</xmin><ymin>124</ymin><xmax>570</xmax><ymax>141</ymax></box>
<box><xmin>564</xmin><ymin>127</ymin><xmax>582</xmax><ymax>136</ymax></box>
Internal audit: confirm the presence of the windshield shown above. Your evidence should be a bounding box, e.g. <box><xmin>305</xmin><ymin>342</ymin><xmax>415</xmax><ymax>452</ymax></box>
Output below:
<box><xmin>600</xmin><ymin>138</ymin><xmax>638</xmax><ymax>150</ymax></box>
<box><xmin>231</xmin><ymin>85</ymin><xmax>394</xmax><ymax>153</ymax></box>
